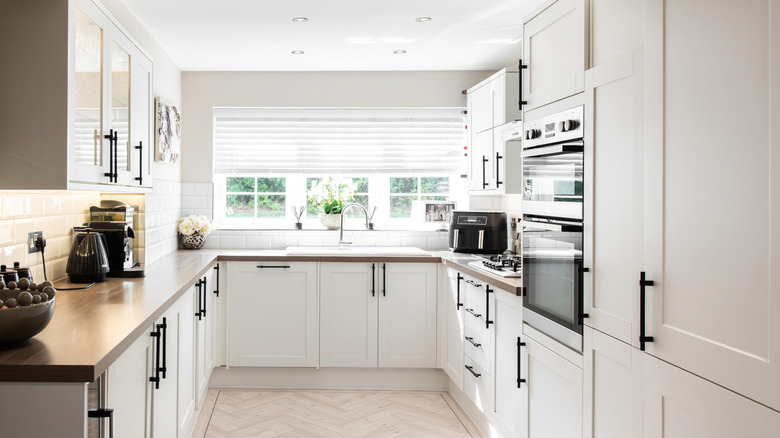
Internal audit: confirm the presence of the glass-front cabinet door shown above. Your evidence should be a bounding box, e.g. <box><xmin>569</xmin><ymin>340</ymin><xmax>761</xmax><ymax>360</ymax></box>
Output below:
<box><xmin>71</xmin><ymin>0</ymin><xmax>109</xmax><ymax>184</ymax></box>
<box><xmin>111</xmin><ymin>30</ymin><xmax>136</xmax><ymax>186</ymax></box>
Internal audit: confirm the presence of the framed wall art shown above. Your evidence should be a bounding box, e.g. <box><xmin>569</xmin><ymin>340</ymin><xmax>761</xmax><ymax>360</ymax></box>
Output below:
<box><xmin>155</xmin><ymin>97</ymin><xmax>181</xmax><ymax>164</ymax></box>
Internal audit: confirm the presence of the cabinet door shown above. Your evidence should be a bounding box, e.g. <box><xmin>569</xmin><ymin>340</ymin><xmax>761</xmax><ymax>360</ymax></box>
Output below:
<box><xmin>320</xmin><ymin>262</ymin><xmax>378</xmax><ymax>367</ymax></box>
<box><xmin>106</xmin><ymin>328</ymin><xmax>152</xmax><ymax>438</ymax></box>
<box><xmin>71</xmin><ymin>0</ymin><xmax>110</xmax><ymax>184</ymax></box>
<box><xmin>523</xmin><ymin>0</ymin><xmax>587</xmax><ymax>110</ymax></box>
<box><xmin>128</xmin><ymin>50</ymin><xmax>153</xmax><ymax>188</ymax></box>
<box><xmin>109</xmin><ymin>26</ymin><xmax>135</xmax><ymax>186</ymax></box>
<box><xmin>151</xmin><ymin>307</ymin><xmax>180</xmax><ymax>438</ymax></box>
<box><xmin>583</xmin><ymin>51</ymin><xmax>644</xmax><ymax>347</ymax></box>
<box><xmin>469</xmin><ymin>129</ymin><xmax>494</xmax><ymax>191</ymax></box>
<box><xmin>177</xmin><ymin>286</ymin><xmax>197</xmax><ymax>438</ymax></box>
<box><xmin>583</xmin><ymin>327</ymin><xmax>643</xmax><ymax>438</ymax></box>
<box><xmin>492</xmin><ymin>292</ymin><xmax>523</xmax><ymax>438</ymax></box>
<box><xmin>442</xmin><ymin>268</ymin><xmax>465</xmax><ymax>389</ymax></box>
<box><xmin>520</xmin><ymin>332</ymin><xmax>583</xmax><ymax>438</ymax></box>
<box><xmin>196</xmin><ymin>270</ymin><xmax>216</xmax><ymax>407</ymax></box>
<box><xmin>469</xmin><ymin>83</ymin><xmax>494</xmax><ymax>134</ymax></box>
<box><xmin>378</xmin><ymin>263</ymin><xmax>437</xmax><ymax>368</ymax></box>
<box><xmin>228</xmin><ymin>262</ymin><xmax>318</xmax><ymax>367</ymax></box>
<box><xmin>644</xmin><ymin>354</ymin><xmax>780</xmax><ymax>437</ymax></box>
<box><xmin>644</xmin><ymin>0</ymin><xmax>780</xmax><ymax>410</ymax></box>
<box><xmin>493</xmin><ymin>72</ymin><xmax>523</xmax><ymax>127</ymax></box>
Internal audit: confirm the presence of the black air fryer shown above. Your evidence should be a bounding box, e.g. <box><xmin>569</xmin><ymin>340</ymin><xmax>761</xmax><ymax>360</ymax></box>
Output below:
<box><xmin>448</xmin><ymin>211</ymin><xmax>508</xmax><ymax>254</ymax></box>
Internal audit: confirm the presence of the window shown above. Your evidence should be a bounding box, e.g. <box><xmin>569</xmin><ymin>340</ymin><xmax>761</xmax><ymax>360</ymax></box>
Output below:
<box><xmin>214</xmin><ymin>108</ymin><xmax>466</xmax><ymax>228</ymax></box>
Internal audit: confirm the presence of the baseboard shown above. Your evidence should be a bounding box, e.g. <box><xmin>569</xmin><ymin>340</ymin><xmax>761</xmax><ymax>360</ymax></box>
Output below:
<box><xmin>209</xmin><ymin>366</ymin><xmax>449</xmax><ymax>391</ymax></box>
<box><xmin>445</xmin><ymin>379</ymin><xmax>502</xmax><ymax>438</ymax></box>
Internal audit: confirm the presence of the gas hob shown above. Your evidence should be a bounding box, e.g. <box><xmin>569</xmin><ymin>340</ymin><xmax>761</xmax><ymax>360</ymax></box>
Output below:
<box><xmin>467</xmin><ymin>254</ymin><xmax>522</xmax><ymax>278</ymax></box>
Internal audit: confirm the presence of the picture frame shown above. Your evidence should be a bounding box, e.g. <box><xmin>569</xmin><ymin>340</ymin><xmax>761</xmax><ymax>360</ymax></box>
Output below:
<box><xmin>411</xmin><ymin>200</ymin><xmax>456</xmax><ymax>228</ymax></box>
<box><xmin>155</xmin><ymin>97</ymin><xmax>181</xmax><ymax>164</ymax></box>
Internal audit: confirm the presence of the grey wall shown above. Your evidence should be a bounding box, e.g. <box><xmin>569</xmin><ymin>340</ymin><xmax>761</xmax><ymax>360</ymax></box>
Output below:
<box><xmin>180</xmin><ymin>70</ymin><xmax>494</xmax><ymax>182</ymax></box>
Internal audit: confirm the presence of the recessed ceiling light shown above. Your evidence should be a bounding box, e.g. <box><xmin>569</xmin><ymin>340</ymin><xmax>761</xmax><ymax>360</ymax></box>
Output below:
<box><xmin>393</xmin><ymin>50</ymin><xmax>407</xmax><ymax>55</ymax></box>
<box><xmin>292</xmin><ymin>17</ymin><xmax>308</xmax><ymax>22</ymax></box>
<box><xmin>415</xmin><ymin>17</ymin><xmax>432</xmax><ymax>23</ymax></box>
<box><xmin>291</xmin><ymin>50</ymin><xmax>304</xmax><ymax>55</ymax></box>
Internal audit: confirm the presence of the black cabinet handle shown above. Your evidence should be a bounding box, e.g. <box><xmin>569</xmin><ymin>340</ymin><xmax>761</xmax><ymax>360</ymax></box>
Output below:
<box><xmin>465</xmin><ymin>279</ymin><xmax>483</xmax><ymax>288</ymax></box>
<box><xmin>202</xmin><ymin>276</ymin><xmax>207</xmax><ymax>318</ymax></box>
<box><xmin>639</xmin><ymin>271</ymin><xmax>655</xmax><ymax>351</ymax></box>
<box><xmin>256</xmin><ymin>265</ymin><xmax>291</xmax><ymax>269</ymax></box>
<box><xmin>465</xmin><ymin>336</ymin><xmax>482</xmax><ymax>348</ymax></box>
<box><xmin>456</xmin><ymin>273</ymin><xmax>463</xmax><ymax>309</ymax></box>
<box><xmin>517</xmin><ymin>336</ymin><xmax>526</xmax><ymax>388</ymax></box>
<box><xmin>113</xmin><ymin>131</ymin><xmax>118</xmax><ymax>181</ymax></box>
<box><xmin>465</xmin><ymin>365</ymin><xmax>481</xmax><ymax>378</ymax></box>
<box><xmin>485</xmin><ymin>285</ymin><xmax>494</xmax><ymax>329</ymax></box>
<box><xmin>496</xmin><ymin>152</ymin><xmax>503</xmax><ymax>187</ymax></box>
<box><xmin>149</xmin><ymin>326</ymin><xmax>161</xmax><ymax>389</ymax></box>
<box><xmin>518</xmin><ymin>59</ymin><xmax>528</xmax><ymax>110</ymax></box>
<box><xmin>382</xmin><ymin>263</ymin><xmax>386</xmax><ymax>297</ymax></box>
<box><xmin>195</xmin><ymin>279</ymin><xmax>202</xmax><ymax>320</ymax></box>
<box><xmin>134</xmin><ymin>141</ymin><xmax>143</xmax><ymax>185</ymax></box>
<box><xmin>465</xmin><ymin>308</ymin><xmax>482</xmax><ymax>319</ymax></box>
<box><xmin>214</xmin><ymin>264</ymin><xmax>220</xmax><ymax>296</ymax></box>
<box><xmin>88</xmin><ymin>408</ymin><xmax>115</xmax><ymax>438</ymax></box>
<box><xmin>104</xmin><ymin>129</ymin><xmax>114</xmax><ymax>182</ymax></box>
<box><xmin>371</xmin><ymin>263</ymin><xmax>376</xmax><ymax>297</ymax></box>
<box><xmin>482</xmin><ymin>155</ymin><xmax>488</xmax><ymax>188</ymax></box>
<box><xmin>159</xmin><ymin>317</ymin><xmax>167</xmax><ymax>379</ymax></box>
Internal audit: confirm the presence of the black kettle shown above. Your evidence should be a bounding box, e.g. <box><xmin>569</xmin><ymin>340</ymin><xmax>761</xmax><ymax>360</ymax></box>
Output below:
<box><xmin>66</xmin><ymin>232</ymin><xmax>110</xmax><ymax>283</ymax></box>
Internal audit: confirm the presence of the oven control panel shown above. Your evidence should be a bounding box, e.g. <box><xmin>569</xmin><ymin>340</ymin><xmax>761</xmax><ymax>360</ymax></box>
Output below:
<box><xmin>523</xmin><ymin>105</ymin><xmax>584</xmax><ymax>149</ymax></box>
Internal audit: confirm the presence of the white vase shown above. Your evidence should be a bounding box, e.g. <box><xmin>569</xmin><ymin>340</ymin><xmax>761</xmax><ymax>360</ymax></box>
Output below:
<box><xmin>319</xmin><ymin>213</ymin><xmax>342</xmax><ymax>230</ymax></box>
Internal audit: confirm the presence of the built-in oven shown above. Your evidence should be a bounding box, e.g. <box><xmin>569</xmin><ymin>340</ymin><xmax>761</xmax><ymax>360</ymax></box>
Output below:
<box><xmin>521</xmin><ymin>216</ymin><xmax>584</xmax><ymax>352</ymax></box>
<box><xmin>522</xmin><ymin>106</ymin><xmax>584</xmax><ymax>221</ymax></box>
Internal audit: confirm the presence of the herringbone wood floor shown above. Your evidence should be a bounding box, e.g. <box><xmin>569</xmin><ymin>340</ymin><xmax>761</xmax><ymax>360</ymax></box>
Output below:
<box><xmin>192</xmin><ymin>389</ymin><xmax>481</xmax><ymax>438</ymax></box>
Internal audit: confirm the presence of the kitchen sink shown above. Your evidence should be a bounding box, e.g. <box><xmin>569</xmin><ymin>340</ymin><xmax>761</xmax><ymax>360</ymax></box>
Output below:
<box><xmin>285</xmin><ymin>246</ymin><xmax>431</xmax><ymax>257</ymax></box>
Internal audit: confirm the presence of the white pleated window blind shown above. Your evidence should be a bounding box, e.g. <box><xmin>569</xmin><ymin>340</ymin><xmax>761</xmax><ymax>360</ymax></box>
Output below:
<box><xmin>213</xmin><ymin>108</ymin><xmax>466</xmax><ymax>174</ymax></box>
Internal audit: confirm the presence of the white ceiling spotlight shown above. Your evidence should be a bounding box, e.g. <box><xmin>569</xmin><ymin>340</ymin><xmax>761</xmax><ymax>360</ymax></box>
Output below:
<box><xmin>415</xmin><ymin>17</ymin><xmax>432</xmax><ymax>23</ymax></box>
<box><xmin>292</xmin><ymin>17</ymin><xmax>308</xmax><ymax>22</ymax></box>
<box><xmin>291</xmin><ymin>50</ymin><xmax>304</xmax><ymax>55</ymax></box>
<box><xmin>393</xmin><ymin>50</ymin><xmax>407</xmax><ymax>55</ymax></box>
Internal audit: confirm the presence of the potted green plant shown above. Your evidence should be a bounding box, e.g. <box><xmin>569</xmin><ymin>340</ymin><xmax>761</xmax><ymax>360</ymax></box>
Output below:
<box><xmin>308</xmin><ymin>177</ymin><xmax>356</xmax><ymax>229</ymax></box>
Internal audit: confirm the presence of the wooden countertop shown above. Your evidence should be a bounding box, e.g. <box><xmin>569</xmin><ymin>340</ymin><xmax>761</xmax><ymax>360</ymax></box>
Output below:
<box><xmin>0</xmin><ymin>249</ymin><xmax>520</xmax><ymax>382</ymax></box>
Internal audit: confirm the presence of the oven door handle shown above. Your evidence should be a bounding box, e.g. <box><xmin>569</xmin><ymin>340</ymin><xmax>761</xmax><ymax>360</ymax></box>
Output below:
<box><xmin>522</xmin><ymin>143</ymin><xmax>583</xmax><ymax>158</ymax></box>
<box><xmin>520</xmin><ymin>220</ymin><xmax>583</xmax><ymax>232</ymax></box>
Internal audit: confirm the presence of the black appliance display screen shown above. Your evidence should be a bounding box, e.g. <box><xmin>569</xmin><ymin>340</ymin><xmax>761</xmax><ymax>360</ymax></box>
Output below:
<box><xmin>457</xmin><ymin>216</ymin><xmax>488</xmax><ymax>225</ymax></box>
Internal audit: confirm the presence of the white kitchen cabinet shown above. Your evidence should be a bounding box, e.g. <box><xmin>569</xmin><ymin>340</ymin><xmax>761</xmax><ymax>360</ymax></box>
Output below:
<box><xmin>442</xmin><ymin>268</ymin><xmax>465</xmax><ymax>390</ymax></box>
<box><xmin>642</xmin><ymin>0</ymin><xmax>780</xmax><ymax>411</ymax></box>
<box><xmin>461</xmin><ymin>273</ymin><xmax>496</xmax><ymax>416</ymax></box>
<box><xmin>320</xmin><ymin>262</ymin><xmax>437</xmax><ymax>368</ymax></box>
<box><xmin>105</xmin><ymin>328</ymin><xmax>151</xmax><ymax>438</ymax></box>
<box><xmin>196</xmin><ymin>264</ymin><xmax>219</xmax><ymax>407</ymax></box>
<box><xmin>227</xmin><ymin>262</ymin><xmax>318</xmax><ymax>367</ymax></box>
<box><xmin>492</xmin><ymin>291</ymin><xmax>524</xmax><ymax>438</ymax></box>
<box><xmin>583</xmin><ymin>327</ymin><xmax>643</xmax><ymax>438</ymax></box>
<box><xmin>379</xmin><ymin>263</ymin><xmax>437</xmax><ymax>367</ymax></box>
<box><xmin>582</xmin><ymin>50</ymin><xmax>644</xmax><ymax>347</ymax></box>
<box><xmin>520</xmin><ymin>326</ymin><xmax>583</xmax><ymax>438</ymax></box>
<box><xmin>177</xmin><ymin>284</ymin><xmax>198</xmax><ymax>438</ymax></box>
<box><xmin>0</xmin><ymin>0</ymin><xmax>153</xmax><ymax>191</ymax></box>
<box><xmin>320</xmin><ymin>262</ymin><xmax>378</xmax><ymax>367</ymax></box>
<box><xmin>468</xmin><ymin>82</ymin><xmax>494</xmax><ymax>135</ymax></box>
<box><xmin>469</xmin><ymin>129</ymin><xmax>495</xmax><ymax>191</ymax></box>
<box><xmin>522</xmin><ymin>0</ymin><xmax>588</xmax><ymax>111</ymax></box>
<box><xmin>644</xmin><ymin>354</ymin><xmax>780</xmax><ymax>438</ymax></box>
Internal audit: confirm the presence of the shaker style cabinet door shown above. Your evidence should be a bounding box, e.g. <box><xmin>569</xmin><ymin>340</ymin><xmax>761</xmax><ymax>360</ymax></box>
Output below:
<box><xmin>106</xmin><ymin>328</ymin><xmax>152</xmax><ymax>438</ymax></box>
<box><xmin>643</xmin><ymin>0</ymin><xmax>780</xmax><ymax>411</ymax></box>
<box><xmin>522</xmin><ymin>0</ymin><xmax>588</xmax><ymax>111</ymax></box>
<box><xmin>442</xmin><ymin>268</ymin><xmax>465</xmax><ymax>389</ymax></box>
<box><xmin>492</xmin><ymin>292</ymin><xmax>523</xmax><ymax>438</ymax></box>
<box><xmin>582</xmin><ymin>50</ymin><xmax>645</xmax><ymax>347</ymax></box>
<box><xmin>320</xmin><ymin>262</ymin><xmax>378</xmax><ymax>367</ymax></box>
<box><xmin>227</xmin><ymin>262</ymin><xmax>318</xmax><ymax>367</ymax></box>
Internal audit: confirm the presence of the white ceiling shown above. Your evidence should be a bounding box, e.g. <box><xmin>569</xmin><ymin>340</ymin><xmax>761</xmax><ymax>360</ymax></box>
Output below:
<box><xmin>120</xmin><ymin>0</ymin><xmax>546</xmax><ymax>71</ymax></box>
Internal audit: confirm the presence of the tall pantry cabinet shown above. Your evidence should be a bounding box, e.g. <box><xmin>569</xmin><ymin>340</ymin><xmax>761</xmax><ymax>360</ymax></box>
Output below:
<box><xmin>582</xmin><ymin>0</ymin><xmax>780</xmax><ymax>437</ymax></box>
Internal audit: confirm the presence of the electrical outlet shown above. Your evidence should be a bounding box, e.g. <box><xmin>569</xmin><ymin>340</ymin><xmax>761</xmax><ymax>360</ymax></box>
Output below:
<box><xmin>28</xmin><ymin>231</ymin><xmax>43</xmax><ymax>254</ymax></box>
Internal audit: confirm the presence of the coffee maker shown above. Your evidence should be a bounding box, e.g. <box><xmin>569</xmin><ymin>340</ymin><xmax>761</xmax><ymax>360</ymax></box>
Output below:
<box><xmin>87</xmin><ymin>200</ymin><xmax>144</xmax><ymax>277</ymax></box>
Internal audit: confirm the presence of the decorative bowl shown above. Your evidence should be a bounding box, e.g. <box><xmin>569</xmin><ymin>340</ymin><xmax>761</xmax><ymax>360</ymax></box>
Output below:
<box><xmin>0</xmin><ymin>288</ymin><xmax>56</xmax><ymax>346</ymax></box>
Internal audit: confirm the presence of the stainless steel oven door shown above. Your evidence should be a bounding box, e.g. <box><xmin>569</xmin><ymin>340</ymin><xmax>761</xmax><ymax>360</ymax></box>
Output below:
<box><xmin>522</xmin><ymin>142</ymin><xmax>584</xmax><ymax>220</ymax></box>
<box><xmin>521</xmin><ymin>218</ymin><xmax>584</xmax><ymax>352</ymax></box>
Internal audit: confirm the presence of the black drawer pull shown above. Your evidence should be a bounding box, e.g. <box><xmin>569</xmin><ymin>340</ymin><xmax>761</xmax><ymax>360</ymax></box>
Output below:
<box><xmin>639</xmin><ymin>271</ymin><xmax>655</xmax><ymax>351</ymax></box>
<box><xmin>257</xmin><ymin>265</ymin><xmax>291</xmax><ymax>269</ymax></box>
<box><xmin>485</xmin><ymin>285</ymin><xmax>494</xmax><ymax>329</ymax></box>
<box><xmin>465</xmin><ymin>308</ymin><xmax>482</xmax><ymax>319</ymax></box>
<box><xmin>465</xmin><ymin>365</ymin><xmax>481</xmax><ymax>378</ymax></box>
<box><xmin>465</xmin><ymin>279</ymin><xmax>483</xmax><ymax>288</ymax></box>
<box><xmin>456</xmin><ymin>273</ymin><xmax>463</xmax><ymax>309</ymax></box>
<box><xmin>88</xmin><ymin>408</ymin><xmax>115</xmax><ymax>438</ymax></box>
<box><xmin>465</xmin><ymin>336</ymin><xmax>482</xmax><ymax>348</ymax></box>
<box><xmin>517</xmin><ymin>336</ymin><xmax>526</xmax><ymax>387</ymax></box>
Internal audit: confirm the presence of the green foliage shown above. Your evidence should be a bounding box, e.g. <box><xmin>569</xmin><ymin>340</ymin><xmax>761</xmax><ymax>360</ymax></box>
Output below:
<box><xmin>226</xmin><ymin>177</ymin><xmax>254</xmax><ymax>193</ymax></box>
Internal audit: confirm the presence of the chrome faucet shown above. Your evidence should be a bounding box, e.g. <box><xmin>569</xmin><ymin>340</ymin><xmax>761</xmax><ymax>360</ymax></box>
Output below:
<box><xmin>338</xmin><ymin>203</ymin><xmax>370</xmax><ymax>246</ymax></box>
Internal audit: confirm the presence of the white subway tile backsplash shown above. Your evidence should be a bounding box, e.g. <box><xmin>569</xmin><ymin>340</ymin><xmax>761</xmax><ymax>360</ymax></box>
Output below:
<box><xmin>0</xmin><ymin>221</ymin><xmax>13</xmax><ymax>246</ymax></box>
<box><xmin>25</xmin><ymin>197</ymin><xmax>44</xmax><ymax>216</ymax></box>
<box><xmin>297</xmin><ymin>235</ymin><xmax>325</xmax><ymax>247</ymax></box>
<box><xmin>401</xmin><ymin>236</ymin><xmax>428</xmax><ymax>248</ymax></box>
<box><xmin>245</xmin><ymin>236</ymin><xmax>272</xmax><ymax>249</ymax></box>
<box><xmin>194</xmin><ymin>183</ymin><xmax>213</xmax><ymax>196</ymax></box>
<box><xmin>13</xmin><ymin>219</ymin><xmax>34</xmax><ymax>245</ymax></box>
<box><xmin>202</xmin><ymin>236</ymin><xmax>220</xmax><ymax>249</ymax></box>
<box><xmin>427</xmin><ymin>236</ymin><xmax>449</xmax><ymax>250</ymax></box>
<box><xmin>3</xmin><ymin>197</ymin><xmax>25</xmax><ymax>219</ymax></box>
<box><xmin>374</xmin><ymin>235</ymin><xmax>403</xmax><ymax>247</ymax></box>
<box><xmin>219</xmin><ymin>236</ymin><xmax>246</xmax><ymax>248</ymax></box>
<box><xmin>271</xmin><ymin>235</ymin><xmax>298</xmax><ymax>249</ymax></box>
<box><xmin>181</xmin><ymin>183</ymin><xmax>195</xmax><ymax>196</ymax></box>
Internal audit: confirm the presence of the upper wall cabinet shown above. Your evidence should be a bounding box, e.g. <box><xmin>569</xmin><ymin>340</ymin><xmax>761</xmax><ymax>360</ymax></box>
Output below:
<box><xmin>0</xmin><ymin>0</ymin><xmax>153</xmax><ymax>192</ymax></box>
<box><xmin>522</xmin><ymin>0</ymin><xmax>589</xmax><ymax>111</ymax></box>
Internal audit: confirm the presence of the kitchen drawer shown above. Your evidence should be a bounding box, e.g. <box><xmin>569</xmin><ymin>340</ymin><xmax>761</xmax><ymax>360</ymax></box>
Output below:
<box><xmin>463</xmin><ymin>277</ymin><xmax>487</xmax><ymax>310</ymax></box>
<box><xmin>235</xmin><ymin>261</ymin><xmax>310</xmax><ymax>273</ymax></box>
<box><xmin>464</xmin><ymin>301</ymin><xmax>491</xmax><ymax>333</ymax></box>
<box><xmin>464</xmin><ymin>357</ymin><xmax>493</xmax><ymax>414</ymax></box>
<box><xmin>464</xmin><ymin>326</ymin><xmax>491</xmax><ymax>372</ymax></box>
